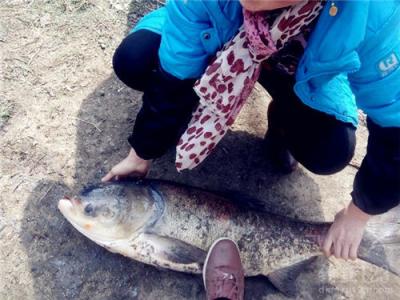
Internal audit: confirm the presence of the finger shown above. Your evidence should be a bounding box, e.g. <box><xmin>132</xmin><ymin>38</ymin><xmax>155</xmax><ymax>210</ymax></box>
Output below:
<box><xmin>341</xmin><ymin>243</ymin><xmax>350</xmax><ymax>261</ymax></box>
<box><xmin>334</xmin><ymin>239</ymin><xmax>342</xmax><ymax>259</ymax></box>
<box><xmin>349</xmin><ymin>243</ymin><xmax>359</xmax><ymax>261</ymax></box>
<box><xmin>115</xmin><ymin>175</ymin><xmax>120</xmax><ymax>181</ymax></box>
<box><xmin>317</xmin><ymin>234</ymin><xmax>323</xmax><ymax>248</ymax></box>
<box><xmin>322</xmin><ymin>233</ymin><xmax>333</xmax><ymax>257</ymax></box>
<box><xmin>101</xmin><ymin>171</ymin><xmax>114</xmax><ymax>182</ymax></box>
<box><xmin>318</xmin><ymin>227</ymin><xmax>330</xmax><ymax>248</ymax></box>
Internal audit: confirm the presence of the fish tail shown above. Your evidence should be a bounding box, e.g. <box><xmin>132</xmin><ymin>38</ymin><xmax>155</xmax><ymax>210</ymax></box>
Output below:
<box><xmin>358</xmin><ymin>205</ymin><xmax>400</xmax><ymax>276</ymax></box>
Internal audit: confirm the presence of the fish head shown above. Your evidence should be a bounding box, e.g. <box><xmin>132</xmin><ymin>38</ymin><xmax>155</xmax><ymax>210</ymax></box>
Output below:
<box><xmin>58</xmin><ymin>183</ymin><xmax>157</xmax><ymax>243</ymax></box>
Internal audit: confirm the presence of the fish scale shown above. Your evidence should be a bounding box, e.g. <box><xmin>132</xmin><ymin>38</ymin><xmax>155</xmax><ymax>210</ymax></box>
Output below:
<box><xmin>149</xmin><ymin>182</ymin><xmax>326</xmax><ymax>275</ymax></box>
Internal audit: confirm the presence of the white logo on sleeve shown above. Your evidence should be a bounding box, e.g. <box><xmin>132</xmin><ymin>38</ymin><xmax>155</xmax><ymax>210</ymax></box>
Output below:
<box><xmin>378</xmin><ymin>53</ymin><xmax>399</xmax><ymax>77</ymax></box>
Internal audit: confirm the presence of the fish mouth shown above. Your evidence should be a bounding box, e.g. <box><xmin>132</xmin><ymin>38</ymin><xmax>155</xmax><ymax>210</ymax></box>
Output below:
<box><xmin>58</xmin><ymin>197</ymin><xmax>81</xmax><ymax>210</ymax></box>
<box><xmin>58</xmin><ymin>198</ymin><xmax>74</xmax><ymax>211</ymax></box>
<box><xmin>58</xmin><ymin>198</ymin><xmax>80</xmax><ymax>228</ymax></box>
<box><xmin>58</xmin><ymin>198</ymin><xmax>82</xmax><ymax>223</ymax></box>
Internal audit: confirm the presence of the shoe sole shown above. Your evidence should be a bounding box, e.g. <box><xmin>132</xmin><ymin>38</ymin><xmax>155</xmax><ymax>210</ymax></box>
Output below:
<box><xmin>202</xmin><ymin>237</ymin><xmax>241</xmax><ymax>289</ymax></box>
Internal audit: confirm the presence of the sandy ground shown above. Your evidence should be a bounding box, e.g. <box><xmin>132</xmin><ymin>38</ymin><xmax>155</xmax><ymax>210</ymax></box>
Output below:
<box><xmin>1</xmin><ymin>1</ymin><xmax>399</xmax><ymax>299</ymax></box>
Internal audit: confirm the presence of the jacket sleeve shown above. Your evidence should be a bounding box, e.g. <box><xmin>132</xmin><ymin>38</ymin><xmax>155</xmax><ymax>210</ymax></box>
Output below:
<box><xmin>348</xmin><ymin>2</ymin><xmax>400</xmax><ymax>128</ymax></box>
<box><xmin>351</xmin><ymin>118</ymin><xmax>400</xmax><ymax>215</ymax></box>
<box><xmin>158</xmin><ymin>0</ymin><xmax>212</xmax><ymax>80</ymax></box>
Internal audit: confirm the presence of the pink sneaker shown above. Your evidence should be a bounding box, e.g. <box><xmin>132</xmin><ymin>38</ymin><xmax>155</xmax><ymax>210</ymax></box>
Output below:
<box><xmin>203</xmin><ymin>238</ymin><xmax>245</xmax><ymax>300</ymax></box>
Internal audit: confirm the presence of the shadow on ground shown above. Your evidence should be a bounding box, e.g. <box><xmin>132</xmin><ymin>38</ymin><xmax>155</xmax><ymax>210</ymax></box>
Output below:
<box><xmin>20</xmin><ymin>74</ymin><xmax>343</xmax><ymax>300</ymax></box>
<box><xmin>19</xmin><ymin>1</ymin><xmax>343</xmax><ymax>299</ymax></box>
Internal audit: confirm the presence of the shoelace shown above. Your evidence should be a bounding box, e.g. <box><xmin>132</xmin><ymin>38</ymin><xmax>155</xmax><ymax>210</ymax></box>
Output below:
<box><xmin>211</xmin><ymin>271</ymin><xmax>240</xmax><ymax>300</ymax></box>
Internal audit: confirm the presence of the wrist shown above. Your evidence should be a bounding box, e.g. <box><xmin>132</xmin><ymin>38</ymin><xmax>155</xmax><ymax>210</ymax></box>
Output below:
<box><xmin>346</xmin><ymin>201</ymin><xmax>371</xmax><ymax>223</ymax></box>
<box><xmin>128</xmin><ymin>148</ymin><xmax>149</xmax><ymax>163</ymax></box>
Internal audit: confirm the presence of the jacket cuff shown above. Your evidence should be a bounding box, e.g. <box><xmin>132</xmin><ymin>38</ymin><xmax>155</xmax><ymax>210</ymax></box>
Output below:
<box><xmin>128</xmin><ymin>134</ymin><xmax>164</xmax><ymax>160</ymax></box>
<box><xmin>351</xmin><ymin>167</ymin><xmax>400</xmax><ymax>215</ymax></box>
<box><xmin>350</xmin><ymin>189</ymin><xmax>389</xmax><ymax>216</ymax></box>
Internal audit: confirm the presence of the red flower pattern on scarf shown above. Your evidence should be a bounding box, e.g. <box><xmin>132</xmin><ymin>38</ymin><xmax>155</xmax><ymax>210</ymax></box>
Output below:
<box><xmin>175</xmin><ymin>1</ymin><xmax>323</xmax><ymax>171</ymax></box>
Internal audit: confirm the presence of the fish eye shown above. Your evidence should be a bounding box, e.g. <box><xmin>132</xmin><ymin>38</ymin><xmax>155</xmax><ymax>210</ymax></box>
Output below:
<box><xmin>84</xmin><ymin>204</ymin><xmax>94</xmax><ymax>215</ymax></box>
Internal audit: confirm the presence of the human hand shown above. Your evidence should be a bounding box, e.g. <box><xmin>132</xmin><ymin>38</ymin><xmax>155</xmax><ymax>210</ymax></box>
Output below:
<box><xmin>101</xmin><ymin>148</ymin><xmax>151</xmax><ymax>182</ymax></box>
<box><xmin>321</xmin><ymin>201</ymin><xmax>371</xmax><ymax>260</ymax></box>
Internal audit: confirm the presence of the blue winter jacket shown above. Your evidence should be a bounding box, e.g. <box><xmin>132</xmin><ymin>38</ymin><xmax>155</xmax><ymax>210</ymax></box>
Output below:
<box><xmin>133</xmin><ymin>0</ymin><xmax>400</xmax><ymax>128</ymax></box>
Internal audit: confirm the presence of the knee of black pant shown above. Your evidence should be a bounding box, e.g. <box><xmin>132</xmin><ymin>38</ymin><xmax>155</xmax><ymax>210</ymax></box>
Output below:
<box><xmin>112</xmin><ymin>44</ymin><xmax>146</xmax><ymax>91</ymax></box>
<box><xmin>302</xmin><ymin>154</ymin><xmax>352</xmax><ymax>175</ymax></box>
<box><xmin>292</xmin><ymin>126</ymin><xmax>356</xmax><ymax>175</ymax></box>
<box><xmin>112</xmin><ymin>30</ymin><xmax>160</xmax><ymax>91</ymax></box>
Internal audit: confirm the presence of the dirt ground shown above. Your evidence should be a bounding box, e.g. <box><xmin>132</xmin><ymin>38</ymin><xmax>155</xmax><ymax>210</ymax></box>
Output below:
<box><xmin>1</xmin><ymin>1</ymin><xmax>399</xmax><ymax>299</ymax></box>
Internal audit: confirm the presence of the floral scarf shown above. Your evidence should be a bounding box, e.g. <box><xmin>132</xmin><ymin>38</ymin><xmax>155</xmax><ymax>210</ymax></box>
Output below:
<box><xmin>175</xmin><ymin>1</ymin><xmax>324</xmax><ymax>171</ymax></box>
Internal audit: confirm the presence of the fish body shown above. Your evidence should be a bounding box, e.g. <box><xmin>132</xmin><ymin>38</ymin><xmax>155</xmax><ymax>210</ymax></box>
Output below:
<box><xmin>58</xmin><ymin>179</ymin><xmax>399</xmax><ymax>291</ymax></box>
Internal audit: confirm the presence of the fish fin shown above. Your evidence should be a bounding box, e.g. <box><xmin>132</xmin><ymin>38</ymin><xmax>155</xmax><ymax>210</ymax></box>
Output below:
<box><xmin>216</xmin><ymin>190</ymin><xmax>267</xmax><ymax>212</ymax></box>
<box><xmin>358</xmin><ymin>205</ymin><xmax>400</xmax><ymax>277</ymax></box>
<box><xmin>267</xmin><ymin>257</ymin><xmax>318</xmax><ymax>297</ymax></box>
<box><xmin>122</xmin><ymin>178</ymin><xmax>268</xmax><ymax>212</ymax></box>
<box><xmin>149</xmin><ymin>179</ymin><xmax>268</xmax><ymax>212</ymax></box>
<box><xmin>133</xmin><ymin>233</ymin><xmax>206</xmax><ymax>274</ymax></box>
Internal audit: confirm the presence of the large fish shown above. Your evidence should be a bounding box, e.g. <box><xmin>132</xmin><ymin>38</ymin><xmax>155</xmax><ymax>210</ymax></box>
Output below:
<box><xmin>58</xmin><ymin>179</ymin><xmax>399</xmax><ymax>295</ymax></box>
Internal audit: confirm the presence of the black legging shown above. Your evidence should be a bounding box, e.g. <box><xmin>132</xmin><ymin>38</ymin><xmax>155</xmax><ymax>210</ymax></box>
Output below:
<box><xmin>258</xmin><ymin>66</ymin><xmax>356</xmax><ymax>175</ymax></box>
<box><xmin>113</xmin><ymin>30</ymin><xmax>199</xmax><ymax>159</ymax></box>
<box><xmin>113</xmin><ymin>29</ymin><xmax>355</xmax><ymax>175</ymax></box>
<box><xmin>113</xmin><ymin>29</ymin><xmax>161</xmax><ymax>92</ymax></box>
